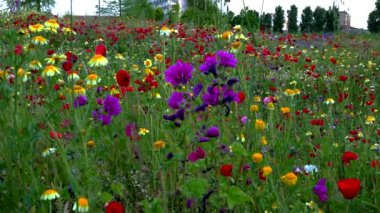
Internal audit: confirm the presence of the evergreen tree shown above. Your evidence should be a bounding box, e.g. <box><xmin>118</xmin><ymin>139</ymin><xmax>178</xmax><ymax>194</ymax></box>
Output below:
<box><xmin>18</xmin><ymin>0</ymin><xmax>55</xmax><ymax>12</ymax></box>
<box><xmin>154</xmin><ymin>7</ymin><xmax>164</xmax><ymax>21</ymax></box>
<box><xmin>368</xmin><ymin>0</ymin><xmax>380</xmax><ymax>33</ymax></box>
<box><xmin>260</xmin><ymin>13</ymin><xmax>272</xmax><ymax>32</ymax></box>
<box><xmin>313</xmin><ymin>6</ymin><xmax>327</xmax><ymax>32</ymax></box>
<box><xmin>169</xmin><ymin>3</ymin><xmax>180</xmax><ymax>23</ymax></box>
<box><xmin>287</xmin><ymin>5</ymin><xmax>298</xmax><ymax>33</ymax></box>
<box><xmin>182</xmin><ymin>0</ymin><xmax>220</xmax><ymax>25</ymax></box>
<box><xmin>325</xmin><ymin>6</ymin><xmax>339</xmax><ymax>32</ymax></box>
<box><xmin>300</xmin><ymin>6</ymin><xmax>313</xmax><ymax>33</ymax></box>
<box><xmin>273</xmin><ymin>6</ymin><xmax>284</xmax><ymax>33</ymax></box>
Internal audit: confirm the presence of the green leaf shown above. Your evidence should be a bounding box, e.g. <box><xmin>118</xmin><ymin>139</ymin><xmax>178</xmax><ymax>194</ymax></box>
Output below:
<box><xmin>100</xmin><ymin>192</ymin><xmax>113</xmax><ymax>203</ymax></box>
<box><xmin>141</xmin><ymin>198</ymin><xmax>164</xmax><ymax>213</ymax></box>
<box><xmin>231</xmin><ymin>142</ymin><xmax>247</xmax><ymax>157</ymax></box>
<box><xmin>221</xmin><ymin>186</ymin><xmax>253</xmax><ymax>209</ymax></box>
<box><xmin>181</xmin><ymin>178</ymin><xmax>209</xmax><ymax>199</ymax></box>
<box><xmin>111</xmin><ymin>182</ymin><xmax>124</xmax><ymax>196</ymax></box>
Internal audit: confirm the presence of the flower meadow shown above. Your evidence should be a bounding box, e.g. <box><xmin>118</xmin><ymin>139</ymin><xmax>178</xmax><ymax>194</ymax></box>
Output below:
<box><xmin>0</xmin><ymin>12</ymin><xmax>380</xmax><ymax>212</ymax></box>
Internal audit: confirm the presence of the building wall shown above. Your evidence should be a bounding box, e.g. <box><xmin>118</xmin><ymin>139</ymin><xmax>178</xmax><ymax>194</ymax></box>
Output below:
<box><xmin>339</xmin><ymin>11</ymin><xmax>350</xmax><ymax>29</ymax></box>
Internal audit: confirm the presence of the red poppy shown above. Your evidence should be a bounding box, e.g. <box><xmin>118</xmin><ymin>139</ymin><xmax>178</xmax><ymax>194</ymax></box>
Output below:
<box><xmin>116</xmin><ymin>69</ymin><xmax>131</xmax><ymax>87</ymax></box>
<box><xmin>105</xmin><ymin>201</ymin><xmax>124</xmax><ymax>213</ymax></box>
<box><xmin>62</xmin><ymin>61</ymin><xmax>72</xmax><ymax>72</ymax></box>
<box><xmin>95</xmin><ymin>44</ymin><xmax>107</xmax><ymax>56</ymax></box>
<box><xmin>338</xmin><ymin>178</ymin><xmax>361</xmax><ymax>199</ymax></box>
<box><xmin>310</xmin><ymin>119</ymin><xmax>324</xmax><ymax>126</ymax></box>
<box><xmin>342</xmin><ymin>151</ymin><xmax>359</xmax><ymax>165</ymax></box>
<box><xmin>237</xmin><ymin>92</ymin><xmax>245</xmax><ymax>103</ymax></box>
<box><xmin>220</xmin><ymin>164</ymin><xmax>233</xmax><ymax>177</ymax></box>
<box><xmin>339</xmin><ymin>75</ymin><xmax>348</xmax><ymax>82</ymax></box>
<box><xmin>14</xmin><ymin>44</ymin><xmax>23</xmax><ymax>55</ymax></box>
<box><xmin>329</xmin><ymin>57</ymin><xmax>337</xmax><ymax>64</ymax></box>
<box><xmin>370</xmin><ymin>160</ymin><xmax>380</xmax><ymax>168</ymax></box>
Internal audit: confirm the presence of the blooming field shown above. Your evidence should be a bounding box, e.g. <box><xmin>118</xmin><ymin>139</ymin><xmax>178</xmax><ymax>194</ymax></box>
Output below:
<box><xmin>0</xmin><ymin>12</ymin><xmax>380</xmax><ymax>212</ymax></box>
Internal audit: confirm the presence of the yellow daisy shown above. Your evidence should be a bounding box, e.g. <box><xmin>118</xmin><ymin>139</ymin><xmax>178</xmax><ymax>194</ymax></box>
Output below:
<box><xmin>72</xmin><ymin>85</ymin><xmax>86</xmax><ymax>96</ymax></box>
<box><xmin>42</xmin><ymin>148</ymin><xmax>57</xmax><ymax>157</ymax></box>
<box><xmin>231</xmin><ymin>41</ymin><xmax>242</xmax><ymax>53</ymax></box>
<box><xmin>73</xmin><ymin>197</ymin><xmax>89</xmax><ymax>212</ymax></box>
<box><xmin>17</xmin><ymin>68</ymin><xmax>30</xmax><ymax>82</ymax></box>
<box><xmin>31</xmin><ymin>36</ymin><xmax>48</xmax><ymax>45</ymax></box>
<box><xmin>365</xmin><ymin>116</ymin><xmax>375</xmax><ymax>124</ymax></box>
<box><xmin>160</xmin><ymin>26</ymin><xmax>171</xmax><ymax>36</ymax></box>
<box><xmin>29</xmin><ymin>60</ymin><xmax>42</xmax><ymax>70</ymax></box>
<box><xmin>88</xmin><ymin>54</ymin><xmax>108</xmax><ymax>67</ymax></box>
<box><xmin>154</xmin><ymin>54</ymin><xmax>164</xmax><ymax>63</ymax></box>
<box><xmin>0</xmin><ymin>70</ymin><xmax>10</xmax><ymax>80</ymax></box>
<box><xmin>67</xmin><ymin>71</ymin><xmax>80</xmax><ymax>81</ymax></box>
<box><xmin>115</xmin><ymin>53</ymin><xmax>125</xmax><ymax>60</ymax></box>
<box><xmin>131</xmin><ymin>64</ymin><xmax>139</xmax><ymax>72</ymax></box>
<box><xmin>40</xmin><ymin>189</ymin><xmax>60</xmax><ymax>200</ymax></box>
<box><xmin>45</xmin><ymin>53</ymin><xmax>67</xmax><ymax>64</ymax></box>
<box><xmin>144</xmin><ymin>59</ymin><xmax>152</xmax><ymax>68</ymax></box>
<box><xmin>62</xmin><ymin>27</ymin><xmax>76</xmax><ymax>35</ymax></box>
<box><xmin>28</xmin><ymin>23</ymin><xmax>44</xmax><ymax>32</ymax></box>
<box><xmin>85</xmin><ymin>73</ymin><xmax>101</xmax><ymax>86</ymax></box>
<box><xmin>42</xmin><ymin>65</ymin><xmax>61</xmax><ymax>77</ymax></box>
<box><xmin>138</xmin><ymin>128</ymin><xmax>149</xmax><ymax>135</ymax></box>
<box><xmin>44</xmin><ymin>19</ymin><xmax>59</xmax><ymax>29</ymax></box>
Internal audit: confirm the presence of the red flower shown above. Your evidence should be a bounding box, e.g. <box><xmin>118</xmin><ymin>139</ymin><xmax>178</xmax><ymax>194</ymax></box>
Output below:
<box><xmin>116</xmin><ymin>70</ymin><xmax>131</xmax><ymax>87</ymax></box>
<box><xmin>14</xmin><ymin>44</ymin><xmax>23</xmax><ymax>55</ymax></box>
<box><xmin>237</xmin><ymin>92</ymin><xmax>245</xmax><ymax>103</ymax></box>
<box><xmin>105</xmin><ymin>201</ymin><xmax>124</xmax><ymax>213</ymax></box>
<box><xmin>220</xmin><ymin>164</ymin><xmax>233</xmax><ymax>177</ymax></box>
<box><xmin>338</xmin><ymin>178</ymin><xmax>361</xmax><ymax>199</ymax></box>
<box><xmin>62</xmin><ymin>61</ymin><xmax>72</xmax><ymax>72</ymax></box>
<box><xmin>342</xmin><ymin>151</ymin><xmax>358</xmax><ymax>165</ymax></box>
<box><xmin>310</xmin><ymin>119</ymin><xmax>324</xmax><ymax>126</ymax></box>
<box><xmin>370</xmin><ymin>160</ymin><xmax>380</xmax><ymax>168</ymax></box>
<box><xmin>329</xmin><ymin>57</ymin><xmax>337</xmax><ymax>64</ymax></box>
<box><xmin>339</xmin><ymin>75</ymin><xmax>348</xmax><ymax>82</ymax></box>
<box><xmin>95</xmin><ymin>44</ymin><xmax>107</xmax><ymax>56</ymax></box>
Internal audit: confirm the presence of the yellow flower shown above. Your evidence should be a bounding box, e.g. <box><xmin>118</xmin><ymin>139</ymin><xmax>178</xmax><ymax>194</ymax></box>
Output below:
<box><xmin>88</xmin><ymin>54</ymin><xmax>108</xmax><ymax>67</ymax></box>
<box><xmin>267</xmin><ymin>102</ymin><xmax>275</xmax><ymax>110</ymax></box>
<box><xmin>294</xmin><ymin>89</ymin><xmax>301</xmax><ymax>95</ymax></box>
<box><xmin>138</xmin><ymin>128</ymin><xmax>149</xmax><ymax>135</ymax></box>
<box><xmin>87</xmin><ymin>140</ymin><xmax>95</xmax><ymax>148</ymax></box>
<box><xmin>221</xmin><ymin>31</ymin><xmax>233</xmax><ymax>40</ymax></box>
<box><xmin>29</xmin><ymin>60</ymin><xmax>42</xmax><ymax>70</ymax></box>
<box><xmin>132</xmin><ymin>64</ymin><xmax>139</xmax><ymax>72</ymax></box>
<box><xmin>280</xmin><ymin>107</ymin><xmax>290</xmax><ymax>114</ymax></box>
<box><xmin>67</xmin><ymin>71</ymin><xmax>80</xmax><ymax>81</ymax></box>
<box><xmin>254</xmin><ymin>96</ymin><xmax>261</xmax><ymax>102</ymax></box>
<box><xmin>72</xmin><ymin>85</ymin><xmax>86</xmax><ymax>96</ymax></box>
<box><xmin>85</xmin><ymin>73</ymin><xmax>101</xmax><ymax>86</ymax></box>
<box><xmin>73</xmin><ymin>197</ymin><xmax>89</xmax><ymax>212</ymax></box>
<box><xmin>160</xmin><ymin>26</ymin><xmax>171</xmax><ymax>36</ymax></box>
<box><xmin>44</xmin><ymin>19</ymin><xmax>59</xmax><ymax>29</ymax></box>
<box><xmin>42</xmin><ymin>65</ymin><xmax>61</xmax><ymax>77</ymax></box>
<box><xmin>144</xmin><ymin>68</ymin><xmax>154</xmax><ymax>75</ymax></box>
<box><xmin>281</xmin><ymin>172</ymin><xmax>298</xmax><ymax>186</ymax></box>
<box><xmin>365</xmin><ymin>115</ymin><xmax>375</xmax><ymax>124</ymax></box>
<box><xmin>154</xmin><ymin>54</ymin><xmax>164</xmax><ymax>63</ymax></box>
<box><xmin>45</xmin><ymin>53</ymin><xmax>67</xmax><ymax>64</ymax></box>
<box><xmin>0</xmin><ymin>70</ymin><xmax>10</xmax><ymax>80</ymax></box>
<box><xmin>31</xmin><ymin>36</ymin><xmax>49</xmax><ymax>45</ymax></box>
<box><xmin>17</xmin><ymin>68</ymin><xmax>30</xmax><ymax>82</ymax></box>
<box><xmin>233</xmin><ymin>25</ymin><xmax>242</xmax><ymax>32</ymax></box>
<box><xmin>115</xmin><ymin>53</ymin><xmax>124</xmax><ymax>60</ymax></box>
<box><xmin>250</xmin><ymin>104</ymin><xmax>259</xmax><ymax>112</ymax></box>
<box><xmin>324</xmin><ymin>98</ymin><xmax>335</xmax><ymax>105</ymax></box>
<box><xmin>255</xmin><ymin>119</ymin><xmax>266</xmax><ymax>131</ymax></box>
<box><xmin>144</xmin><ymin>59</ymin><xmax>153</xmax><ymax>68</ymax></box>
<box><xmin>284</xmin><ymin>89</ymin><xmax>295</xmax><ymax>96</ymax></box>
<box><xmin>62</xmin><ymin>27</ymin><xmax>76</xmax><ymax>35</ymax></box>
<box><xmin>40</xmin><ymin>189</ymin><xmax>60</xmax><ymax>200</ymax></box>
<box><xmin>261</xmin><ymin>136</ymin><xmax>268</xmax><ymax>145</ymax></box>
<box><xmin>261</xmin><ymin>166</ymin><xmax>272</xmax><ymax>176</ymax></box>
<box><xmin>251</xmin><ymin>153</ymin><xmax>263</xmax><ymax>163</ymax></box>
<box><xmin>42</xmin><ymin>148</ymin><xmax>57</xmax><ymax>157</ymax></box>
<box><xmin>29</xmin><ymin>23</ymin><xmax>44</xmax><ymax>32</ymax></box>
<box><xmin>231</xmin><ymin>41</ymin><xmax>242</xmax><ymax>53</ymax></box>
<box><xmin>154</xmin><ymin>140</ymin><xmax>166</xmax><ymax>150</ymax></box>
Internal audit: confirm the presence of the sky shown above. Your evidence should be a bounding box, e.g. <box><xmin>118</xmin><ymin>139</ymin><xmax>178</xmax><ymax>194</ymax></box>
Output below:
<box><xmin>1</xmin><ymin>0</ymin><xmax>376</xmax><ymax>29</ymax></box>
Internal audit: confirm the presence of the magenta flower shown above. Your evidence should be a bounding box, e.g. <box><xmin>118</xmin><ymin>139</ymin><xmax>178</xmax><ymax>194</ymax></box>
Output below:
<box><xmin>313</xmin><ymin>178</ymin><xmax>329</xmax><ymax>202</ymax></box>
<box><xmin>217</xmin><ymin>50</ymin><xmax>238</xmax><ymax>68</ymax></box>
<box><xmin>103</xmin><ymin>95</ymin><xmax>121</xmax><ymax>116</ymax></box>
<box><xmin>188</xmin><ymin>147</ymin><xmax>206</xmax><ymax>162</ymax></box>
<box><xmin>164</xmin><ymin>60</ymin><xmax>193</xmax><ymax>87</ymax></box>
<box><xmin>168</xmin><ymin>92</ymin><xmax>185</xmax><ymax>109</ymax></box>
<box><xmin>199</xmin><ymin>55</ymin><xmax>218</xmax><ymax>77</ymax></box>
<box><xmin>73</xmin><ymin>95</ymin><xmax>88</xmax><ymax>108</ymax></box>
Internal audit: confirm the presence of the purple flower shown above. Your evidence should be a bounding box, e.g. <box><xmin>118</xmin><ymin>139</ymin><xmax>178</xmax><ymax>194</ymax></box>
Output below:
<box><xmin>199</xmin><ymin>55</ymin><xmax>218</xmax><ymax>77</ymax></box>
<box><xmin>74</xmin><ymin>95</ymin><xmax>88</xmax><ymax>108</ymax></box>
<box><xmin>168</xmin><ymin>92</ymin><xmax>185</xmax><ymax>109</ymax></box>
<box><xmin>103</xmin><ymin>95</ymin><xmax>121</xmax><ymax>116</ymax></box>
<box><xmin>192</xmin><ymin>83</ymin><xmax>203</xmax><ymax>99</ymax></box>
<box><xmin>164</xmin><ymin>60</ymin><xmax>193</xmax><ymax>87</ymax></box>
<box><xmin>125</xmin><ymin>123</ymin><xmax>140</xmax><ymax>141</ymax></box>
<box><xmin>217</xmin><ymin>50</ymin><xmax>238</xmax><ymax>68</ymax></box>
<box><xmin>222</xmin><ymin>87</ymin><xmax>238</xmax><ymax>103</ymax></box>
<box><xmin>206</xmin><ymin>126</ymin><xmax>220</xmax><ymax>137</ymax></box>
<box><xmin>188</xmin><ymin>147</ymin><xmax>206</xmax><ymax>162</ymax></box>
<box><xmin>202</xmin><ymin>86</ymin><xmax>219</xmax><ymax>106</ymax></box>
<box><xmin>99</xmin><ymin>114</ymin><xmax>112</xmax><ymax>125</ymax></box>
<box><xmin>313</xmin><ymin>179</ymin><xmax>329</xmax><ymax>202</ymax></box>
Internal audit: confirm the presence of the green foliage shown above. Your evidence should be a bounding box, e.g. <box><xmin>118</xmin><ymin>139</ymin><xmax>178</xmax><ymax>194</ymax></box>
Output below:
<box><xmin>97</xmin><ymin>0</ymin><xmax>155</xmax><ymax>19</ymax></box>
<box><xmin>313</xmin><ymin>6</ymin><xmax>327</xmax><ymax>32</ymax></box>
<box><xmin>287</xmin><ymin>5</ymin><xmax>298</xmax><ymax>33</ymax></box>
<box><xmin>221</xmin><ymin>186</ymin><xmax>253</xmax><ymax>209</ymax></box>
<box><xmin>325</xmin><ymin>6</ymin><xmax>339</xmax><ymax>32</ymax></box>
<box><xmin>169</xmin><ymin>3</ymin><xmax>180</xmax><ymax>23</ymax></box>
<box><xmin>181</xmin><ymin>178</ymin><xmax>209</xmax><ymax>199</ymax></box>
<box><xmin>273</xmin><ymin>6</ymin><xmax>284</xmax><ymax>33</ymax></box>
<box><xmin>300</xmin><ymin>6</ymin><xmax>313</xmax><ymax>33</ymax></box>
<box><xmin>154</xmin><ymin>7</ymin><xmax>164</xmax><ymax>21</ymax></box>
<box><xmin>182</xmin><ymin>0</ymin><xmax>220</xmax><ymax>26</ymax></box>
<box><xmin>368</xmin><ymin>0</ymin><xmax>380</xmax><ymax>33</ymax></box>
<box><xmin>260</xmin><ymin>13</ymin><xmax>272</xmax><ymax>32</ymax></box>
<box><xmin>14</xmin><ymin>0</ymin><xmax>55</xmax><ymax>12</ymax></box>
